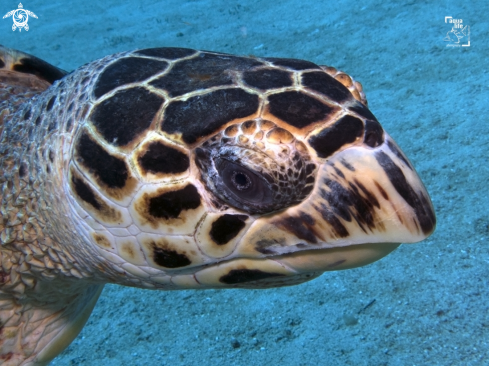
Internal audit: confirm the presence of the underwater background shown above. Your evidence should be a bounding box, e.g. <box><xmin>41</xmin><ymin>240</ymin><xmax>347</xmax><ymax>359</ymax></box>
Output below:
<box><xmin>1</xmin><ymin>0</ymin><xmax>487</xmax><ymax>365</ymax></box>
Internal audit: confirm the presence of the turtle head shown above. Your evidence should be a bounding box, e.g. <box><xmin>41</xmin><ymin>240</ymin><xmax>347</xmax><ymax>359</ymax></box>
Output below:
<box><xmin>193</xmin><ymin>115</ymin><xmax>436</xmax><ymax>288</ymax></box>
<box><xmin>65</xmin><ymin>49</ymin><xmax>435</xmax><ymax>289</ymax></box>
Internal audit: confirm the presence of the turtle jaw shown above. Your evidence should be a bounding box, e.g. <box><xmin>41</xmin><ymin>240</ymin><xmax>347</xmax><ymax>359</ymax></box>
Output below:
<box><xmin>188</xmin><ymin>243</ymin><xmax>401</xmax><ymax>290</ymax></box>
<box><xmin>233</xmin><ymin>133</ymin><xmax>436</xmax><ymax>261</ymax></box>
<box><xmin>186</xmin><ymin>135</ymin><xmax>436</xmax><ymax>289</ymax></box>
<box><xmin>274</xmin><ymin>242</ymin><xmax>401</xmax><ymax>274</ymax></box>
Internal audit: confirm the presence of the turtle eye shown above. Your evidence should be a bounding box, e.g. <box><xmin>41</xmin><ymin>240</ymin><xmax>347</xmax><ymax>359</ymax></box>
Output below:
<box><xmin>216</xmin><ymin>159</ymin><xmax>273</xmax><ymax>205</ymax></box>
<box><xmin>231</xmin><ymin>171</ymin><xmax>252</xmax><ymax>191</ymax></box>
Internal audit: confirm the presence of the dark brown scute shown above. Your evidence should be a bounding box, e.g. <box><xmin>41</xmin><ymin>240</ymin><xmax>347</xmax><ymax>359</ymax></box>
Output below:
<box><xmin>135</xmin><ymin>47</ymin><xmax>197</xmax><ymax>60</ymax></box>
<box><xmin>268</xmin><ymin>91</ymin><xmax>336</xmax><ymax>128</ymax></box>
<box><xmin>375</xmin><ymin>151</ymin><xmax>436</xmax><ymax>235</ymax></box>
<box><xmin>209</xmin><ymin>214</ymin><xmax>248</xmax><ymax>245</ymax></box>
<box><xmin>76</xmin><ymin>132</ymin><xmax>128</xmax><ymax>189</ymax></box>
<box><xmin>148</xmin><ymin>184</ymin><xmax>201</xmax><ymax>219</ymax></box>
<box><xmin>162</xmin><ymin>88</ymin><xmax>259</xmax><ymax>144</ymax></box>
<box><xmin>90</xmin><ymin>87</ymin><xmax>164</xmax><ymax>146</ymax></box>
<box><xmin>153</xmin><ymin>247</ymin><xmax>191</xmax><ymax>268</ymax></box>
<box><xmin>138</xmin><ymin>141</ymin><xmax>189</xmax><ymax>174</ymax></box>
<box><xmin>93</xmin><ymin>57</ymin><xmax>169</xmax><ymax>99</ymax></box>
<box><xmin>150</xmin><ymin>52</ymin><xmax>262</xmax><ymax>97</ymax></box>
<box><xmin>263</xmin><ymin>57</ymin><xmax>321</xmax><ymax>71</ymax></box>
<box><xmin>242</xmin><ymin>68</ymin><xmax>293</xmax><ymax>90</ymax></box>
<box><xmin>71</xmin><ymin>174</ymin><xmax>101</xmax><ymax>210</ymax></box>
<box><xmin>308</xmin><ymin>115</ymin><xmax>364</xmax><ymax>158</ymax></box>
<box><xmin>364</xmin><ymin>119</ymin><xmax>384</xmax><ymax>148</ymax></box>
<box><xmin>219</xmin><ymin>269</ymin><xmax>285</xmax><ymax>284</ymax></box>
<box><xmin>302</xmin><ymin>71</ymin><xmax>353</xmax><ymax>103</ymax></box>
<box><xmin>349</xmin><ymin>102</ymin><xmax>378</xmax><ymax>121</ymax></box>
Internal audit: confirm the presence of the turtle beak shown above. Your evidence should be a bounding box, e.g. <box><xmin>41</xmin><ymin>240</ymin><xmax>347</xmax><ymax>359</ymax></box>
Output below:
<box><xmin>234</xmin><ymin>133</ymin><xmax>436</xmax><ymax>272</ymax></box>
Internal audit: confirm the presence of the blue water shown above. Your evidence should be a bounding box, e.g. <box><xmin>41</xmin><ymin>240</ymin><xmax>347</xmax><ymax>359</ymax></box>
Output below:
<box><xmin>2</xmin><ymin>0</ymin><xmax>488</xmax><ymax>365</ymax></box>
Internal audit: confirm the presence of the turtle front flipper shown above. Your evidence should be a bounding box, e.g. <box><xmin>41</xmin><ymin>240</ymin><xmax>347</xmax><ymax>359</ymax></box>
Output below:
<box><xmin>0</xmin><ymin>44</ymin><xmax>67</xmax><ymax>97</ymax></box>
<box><xmin>0</xmin><ymin>284</ymin><xmax>103</xmax><ymax>366</ymax></box>
<box><xmin>0</xmin><ymin>45</ymin><xmax>102</xmax><ymax>365</ymax></box>
<box><xmin>0</xmin><ymin>44</ymin><xmax>67</xmax><ymax>134</ymax></box>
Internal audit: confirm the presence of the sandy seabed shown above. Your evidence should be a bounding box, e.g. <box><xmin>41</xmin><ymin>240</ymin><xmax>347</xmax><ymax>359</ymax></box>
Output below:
<box><xmin>2</xmin><ymin>0</ymin><xmax>488</xmax><ymax>365</ymax></box>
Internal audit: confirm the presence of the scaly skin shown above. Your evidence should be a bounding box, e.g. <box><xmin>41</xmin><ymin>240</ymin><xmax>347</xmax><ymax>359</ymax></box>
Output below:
<box><xmin>0</xmin><ymin>50</ymin><xmax>107</xmax><ymax>365</ymax></box>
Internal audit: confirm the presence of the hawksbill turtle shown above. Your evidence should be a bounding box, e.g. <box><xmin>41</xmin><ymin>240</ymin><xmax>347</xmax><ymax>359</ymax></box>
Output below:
<box><xmin>0</xmin><ymin>45</ymin><xmax>435</xmax><ymax>365</ymax></box>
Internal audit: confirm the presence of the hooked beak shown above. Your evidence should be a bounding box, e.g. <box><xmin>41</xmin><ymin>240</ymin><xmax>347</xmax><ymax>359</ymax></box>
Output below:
<box><xmin>190</xmin><ymin>134</ymin><xmax>435</xmax><ymax>289</ymax></box>
<box><xmin>234</xmin><ymin>133</ymin><xmax>436</xmax><ymax>272</ymax></box>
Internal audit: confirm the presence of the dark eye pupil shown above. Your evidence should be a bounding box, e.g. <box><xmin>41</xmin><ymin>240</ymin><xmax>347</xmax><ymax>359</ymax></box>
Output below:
<box><xmin>232</xmin><ymin>171</ymin><xmax>251</xmax><ymax>190</ymax></box>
